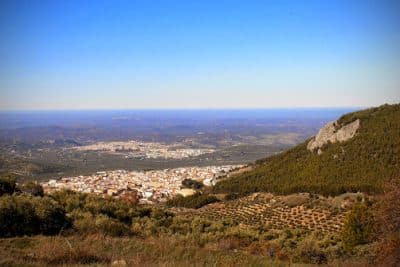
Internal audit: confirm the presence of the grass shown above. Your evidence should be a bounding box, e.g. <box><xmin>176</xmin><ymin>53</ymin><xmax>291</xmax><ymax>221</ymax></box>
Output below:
<box><xmin>0</xmin><ymin>231</ymin><xmax>373</xmax><ymax>266</ymax></box>
<box><xmin>0</xmin><ymin>234</ymin><xmax>291</xmax><ymax>267</ymax></box>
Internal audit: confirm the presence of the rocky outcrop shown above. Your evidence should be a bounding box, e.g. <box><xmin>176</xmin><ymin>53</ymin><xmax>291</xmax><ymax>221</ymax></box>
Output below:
<box><xmin>307</xmin><ymin>119</ymin><xmax>360</xmax><ymax>153</ymax></box>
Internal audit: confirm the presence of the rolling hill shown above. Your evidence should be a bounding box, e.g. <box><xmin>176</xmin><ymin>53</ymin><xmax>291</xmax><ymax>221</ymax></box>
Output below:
<box><xmin>214</xmin><ymin>104</ymin><xmax>400</xmax><ymax>196</ymax></box>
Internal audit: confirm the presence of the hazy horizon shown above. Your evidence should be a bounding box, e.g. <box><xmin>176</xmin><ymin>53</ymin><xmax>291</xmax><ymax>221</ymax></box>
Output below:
<box><xmin>0</xmin><ymin>107</ymin><xmax>356</xmax><ymax>130</ymax></box>
<box><xmin>0</xmin><ymin>106</ymin><xmax>365</xmax><ymax>112</ymax></box>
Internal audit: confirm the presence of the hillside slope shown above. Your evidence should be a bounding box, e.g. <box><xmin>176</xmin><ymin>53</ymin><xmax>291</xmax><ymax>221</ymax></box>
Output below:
<box><xmin>214</xmin><ymin>104</ymin><xmax>400</xmax><ymax>196</ymax></box>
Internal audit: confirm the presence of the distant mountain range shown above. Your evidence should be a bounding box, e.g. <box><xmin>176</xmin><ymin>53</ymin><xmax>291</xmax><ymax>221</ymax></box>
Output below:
<box><xmin>214</xmin><ymin>104</ymin><xmax>400</xmax><ymax>196</ymax></box>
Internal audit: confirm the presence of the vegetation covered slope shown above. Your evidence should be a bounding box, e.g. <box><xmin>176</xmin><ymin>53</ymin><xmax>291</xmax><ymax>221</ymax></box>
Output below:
<box><xmin>214</xmin><ymin>104</ymin><xmax>400</xmax><ymax>196</ymax></box>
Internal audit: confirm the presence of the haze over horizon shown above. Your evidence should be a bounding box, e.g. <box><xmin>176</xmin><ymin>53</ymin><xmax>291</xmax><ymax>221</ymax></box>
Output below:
<box><xmin>1</xmin><ymin>0</ymin><xmax>400</xmax><ymax>110</ymax></box>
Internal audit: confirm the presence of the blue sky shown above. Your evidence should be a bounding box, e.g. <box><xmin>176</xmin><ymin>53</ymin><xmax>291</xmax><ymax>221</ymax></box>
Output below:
<box><xmin>0</xmin><ymin>0</ymin><xmax>399</xmax><ymax>109</ymax></box>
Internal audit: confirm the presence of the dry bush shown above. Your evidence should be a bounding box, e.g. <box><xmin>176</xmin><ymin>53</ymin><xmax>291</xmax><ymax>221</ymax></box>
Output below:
<box><xmin>246</xmin><ymin>241</ymin><xmax>270</xmax><ymax>256</ymax></box>
<box><xmin>374</xmin><ymin>179</ymin><xmax>400</xmax><ymax>267</ymax></box>
<box><xmin>292</xmin><ymin>240</ymin><xmax>328</xmax><ymax>264</ymax></box>
<box><xmin>34</xmin><ymin>236</ymin><xmax>111</xmax><ymax>265</ymax></box>
<box><xmin>216</xmin><ymin>238</ymin><xmax>241</xmax><ymax>251</ymax></box>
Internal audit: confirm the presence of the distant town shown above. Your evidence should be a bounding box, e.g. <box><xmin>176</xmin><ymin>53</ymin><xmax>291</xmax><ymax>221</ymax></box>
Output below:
<box><xmin>42</xmin><ymin>165</ymin><xmax>242</xmax><ymax>204</ymax></box>
<box><xmin>71</xmin><ymin>140</ymin><xmax>215</xmax><ymax>159</ymax></box>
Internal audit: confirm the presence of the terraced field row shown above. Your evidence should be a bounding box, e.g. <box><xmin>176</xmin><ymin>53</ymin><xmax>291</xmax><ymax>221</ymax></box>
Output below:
<box><xmin>173</xmin><ymin>193</ymin><xmax>348</xmax><ymax>233</ymax></box>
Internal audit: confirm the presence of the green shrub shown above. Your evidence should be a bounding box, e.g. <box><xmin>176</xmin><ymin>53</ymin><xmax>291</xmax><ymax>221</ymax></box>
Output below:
<box><xmin>51</xmin><ymin>190</ymin><xmax>154</xmax><ymax>225</ymax></box>
<box><xmin>167</xmin><ymin>193</ymin><xmax>219</xmax><ymax>209</ymax></box>
<box><xmin>0</xmin><ymin>195</ymin><xmax>69</xmax><ymax>237</ymax></box>
<box><xmin>94</xmin><ymin>215</ymin><xmax>131</xmax><ymax>237</ymax></box>
<box><xmin>20</xmin><ymin>182</ymin><xmax>44</xmax><ymax>197</ymax></box>
<box><xmin>0</xmin><ymin>195</ymin><xmax>38</xmax><ymax>236</ymax></box>
<box><xmin>50</xmin><ymin>190</ymin><xmax>178</xmax><ymax>237</ymax></box>
<box><xmin>131</xmin><ymin>217</ymin><xmax>163</xmax><ymax>237</ymax></box>
<box><xmin>150</xmin><ymin>208</ymin><xmax>174</xmax><ymax>228</ymax></box>
<box><xmin>341</xmin><ymin>202</ymin><xmax>374</xmax><ymax>249</ymax></box>
<box><xmin>168</xmin><ymin>217</ymin><xmax>192</xmax><ymax>235</ymax></box>
<box><xmin>32</xmin><ymin>197</ymin><xmax>70</xmax><ymax>235</ymax></box>
<box><xmin>74</xmin><ymin>214</ymin><xmax>131</xmax><ymax>237</ymax></box>
<box><xmin>0</xmin><ymin>175</ymin><xmax>17</xmax><ymax>196</ymax></box>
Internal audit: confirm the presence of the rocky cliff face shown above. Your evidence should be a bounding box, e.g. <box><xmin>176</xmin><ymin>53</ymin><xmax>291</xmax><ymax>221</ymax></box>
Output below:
<box><xmin>307</xmin><ymin>119</ymin><xmax>360</xmax><ymax>154</ymax></box>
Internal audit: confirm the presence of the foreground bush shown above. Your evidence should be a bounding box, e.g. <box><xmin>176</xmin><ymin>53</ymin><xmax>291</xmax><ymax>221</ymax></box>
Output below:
<box><xmin>292</xmin><ymin>240</ymin><xmax>328</xmax><ymax>264</ymax></box>
<box><xmin>0</xmin><ymin>195</ymin><xmax>37</xmax><ymax>236</ymax></box>
<box><xmin>0</xmin><ymin>195</ymin><xmax>69</xmax><ymax>237</ymax></box>
<box><xmin>341</xmin><ymin>202</ymin><xmax>374</xmax><ymax>249</ymax></box>
<box><xmin>74</xmin><ymin>214</ymin><xmax>131</xmax><ymax>237</ymax></box>
<box><xmin>51</xmin><ymin>189</ymin><xmax>152</xmax><ymax>224</ymax></box>
<box><xmin>51</xmin><ymin>190</ymin><xmax>176</xmax><ymax>236</ymax></box>
<box><xmin>20</xmin><ymin>182</ymin><xmax>44</xmax><ymax>197</ymax></box>
<box><xmin>32</xmin><ymin>196</ymin><xmax>71</xmax><ymax>235</ymax></box>
<box><xmin>0</xmin><ymin>176</ymin><xmax>16</xmax><ymax>196</ymax></box>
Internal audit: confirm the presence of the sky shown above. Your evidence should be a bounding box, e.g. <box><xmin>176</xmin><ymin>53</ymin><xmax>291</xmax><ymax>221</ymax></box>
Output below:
<box><xmin>0</xmin><ymin>0</ymin><xmax>399</xmax><ymax>110</ymax></box>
